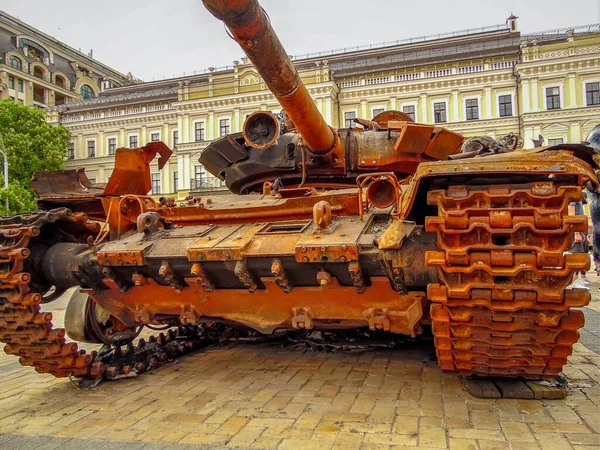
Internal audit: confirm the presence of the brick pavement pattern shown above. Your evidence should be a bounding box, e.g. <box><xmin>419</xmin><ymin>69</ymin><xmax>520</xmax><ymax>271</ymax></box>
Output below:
<box><xmin>0</xmin><ymin>282</ymin><xmax>599</xmax><ymax>450</ymax></box>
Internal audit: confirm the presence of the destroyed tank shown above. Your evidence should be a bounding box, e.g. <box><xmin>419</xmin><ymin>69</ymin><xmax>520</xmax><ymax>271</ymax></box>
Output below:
<box><xmin>1</xmin><ymin>0</ymin><xmax>598</xmax><ymax>381</ymax></box>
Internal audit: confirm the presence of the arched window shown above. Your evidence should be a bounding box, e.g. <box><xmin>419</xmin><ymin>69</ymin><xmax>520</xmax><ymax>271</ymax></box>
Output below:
<box><xmin>80</xmin><ymin>84</ymin><xmax>95</xmax><ymax>99</ymax></box>
<box><xmin>9</xmin><ymin>56</ymin><xmax>22</xmax><ymax>70</ymax></box>
<box><xmin>33</xmin><ymin>66</ymin><xmax>45</xmax><ymax>79</ymax></box>
<box><xmin>55</xmin><ymin>75</ymin><xmax>66</xmax><ymax>88</ymax></box>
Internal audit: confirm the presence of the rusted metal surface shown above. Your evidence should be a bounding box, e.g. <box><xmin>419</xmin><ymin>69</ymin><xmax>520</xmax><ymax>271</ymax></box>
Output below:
<box><xmin>202</xmin><ymin>0</ymin><xmax>336</xmax><ymax>155</ymax></box>
<box><xmin>425</xmin><ymin>181</ymin><xmax>591</xmax><ymax>378</ymax></box>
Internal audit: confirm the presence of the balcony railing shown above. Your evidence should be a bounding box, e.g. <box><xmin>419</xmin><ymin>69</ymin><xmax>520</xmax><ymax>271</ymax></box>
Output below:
<box><xmin>190</xmin><ymin>177</ymin><xmax>226</xmax><ymax>192</ymax></box>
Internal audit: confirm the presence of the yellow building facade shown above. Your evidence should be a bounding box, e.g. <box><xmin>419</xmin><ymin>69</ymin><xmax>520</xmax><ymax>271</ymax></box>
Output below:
<box><xmin>0</xmin><ymin>11</ymin><xmax>133</xmax><ymax>109</ymax></box>
<box><xmin>51</xmin><ymin>18</ymin><xmax>600</xmax><ymax>198</ymax></box>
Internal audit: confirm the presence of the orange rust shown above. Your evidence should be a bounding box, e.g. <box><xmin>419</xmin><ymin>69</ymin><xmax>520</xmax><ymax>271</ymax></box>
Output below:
<box><xmin>88</xmin><ymin>276</ymin><xmax>425</xmax><ymax>336</ymax></box>
<box><xmin>202</xmin><ymin>0</ymin><xmax>336</xmax><ymax>155</ymax></box>
<box><xmin>426</xmin><ymin>182</ymin><xmax>591</xmax><ymax>378</ymax></box>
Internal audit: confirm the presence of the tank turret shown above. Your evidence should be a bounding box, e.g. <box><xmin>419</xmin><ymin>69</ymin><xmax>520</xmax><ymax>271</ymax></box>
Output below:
<box><xmin>200</xmin><ymin>0</ymin><xmax>466</xmax><ymax>194</ymax></box>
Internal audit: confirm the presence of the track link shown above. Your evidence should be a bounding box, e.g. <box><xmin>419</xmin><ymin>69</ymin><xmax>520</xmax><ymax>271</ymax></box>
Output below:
<box><xmin>425</xmin><ymin>181</ymin><xmax>591</xmax><ymax>378</ymax></box>
<box><xmin>0</xmin><ymin>209</ymin><xmax>210</xmax><ymax>380</ymax></box>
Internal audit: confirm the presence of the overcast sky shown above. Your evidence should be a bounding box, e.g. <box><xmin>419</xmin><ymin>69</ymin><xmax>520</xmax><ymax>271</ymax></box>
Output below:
<box><xmin>5</xmin><ymin>0</ymin><xmax>600</xmax><ymax>81</ymax></box>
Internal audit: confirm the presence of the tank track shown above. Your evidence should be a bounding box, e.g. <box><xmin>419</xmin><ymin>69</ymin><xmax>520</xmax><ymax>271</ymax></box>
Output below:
<box><xmin>426</xmin><ymin>181</ymin><xmax>591</xmax><ymax>378</ymax></box>
<box><xmin>0</xmin><ymin>209</ymin><xmax>211</xmax><ymax>380</ymax></box>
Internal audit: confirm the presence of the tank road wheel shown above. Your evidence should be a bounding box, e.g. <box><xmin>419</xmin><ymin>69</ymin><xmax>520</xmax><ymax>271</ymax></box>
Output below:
<box><xmin>65</xmin><ymin>290</ymin><xmax>143</xmax><ymax>345</ymax></box>
<box><xmin>425</xmin><ymin>181</ymin><xmax>591</xmax><ymax>379</ymax></box>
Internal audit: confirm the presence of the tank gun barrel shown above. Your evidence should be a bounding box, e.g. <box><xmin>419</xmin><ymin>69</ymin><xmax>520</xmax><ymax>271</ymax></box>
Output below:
<box><xmin>202</xmin><ymin>0</ymin><xmax>336</xmax><ymax>155</ymax></box>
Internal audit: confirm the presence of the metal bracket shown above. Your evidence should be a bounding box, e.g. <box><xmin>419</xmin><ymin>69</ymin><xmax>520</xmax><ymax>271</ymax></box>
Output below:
<box><xmin>235</xmin><ymin>260</ymin><xmax>256</xmax><ymax>293</ymax></box>
<box><xmin>348</xmin><ymin>262</ymin><xmax>365</xmax><ymax>294</ymax></box>
<box><xmin>190</xmin><ymin>263</ymin><xmax>214</xmax><ymax>292</ymax></box>
<box><xmin>363</xmin><ymin>308</ymin><xmax>390</xmax><ymax>331</ymax></box>
<box><xmin>292</xmin><ymin>307</ymin><xmax>312</xmax><ymax>329</ymax></box>
<box><xmin>271</xmin><ymin>259</ymin><xmax>291</xmax><ymax>293</ymax></box>
<box><xmin>180</xmin><ymin>306</ymin><xmax>198</xmax><ymax>325</ymax></box>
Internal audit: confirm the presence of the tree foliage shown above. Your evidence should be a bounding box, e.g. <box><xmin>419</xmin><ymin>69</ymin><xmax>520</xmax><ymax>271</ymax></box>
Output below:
<box><xmin>0</xmin><ymin>99</ymin><xmax>71</xmax><ymax>215</ymax></box>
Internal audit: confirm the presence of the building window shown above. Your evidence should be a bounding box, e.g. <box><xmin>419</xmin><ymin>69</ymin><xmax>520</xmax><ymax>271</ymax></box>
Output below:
<box><xmin>173</xmin><ymin>171</ymin><xmax>178</xmax><ymax>193</ymax></box>
<box><xmin>150</xmin><ymin>133</ymin><xmax>160</xmax><ymax>142</ymax></box>
<box><xmin>151</xmin><ymin>173</ymin><xmax>161</xmax><ymax>194</ymax></box>
<box><xmin>433</xmin><ymin>102</ymin><xmax>447</xmax><ymax>123</ymax></box>
<box><xmin>33</xmin><ymin>66</ymin><xmax>45</xmax><ymax>80</ymax></box>
<box><xmin>219</xmin><ymin>119</ymin><xmax>230</xmax><ymax>137</ymax></box>
<box><xmin>55</xmin><ymin>75</ymin><xmax>66</xmax><ymax>88</ymax></box>
<box><xmin>545</xmin><ymin>87</ymin><xmax>561</xmax><ymax>110</ymax></box>
<box><xmin>88</xmin><ymin>178</ymin><xmax>96</xmax><ymax>184</ymax></box>
<box><xmin>108</xmin><ymin>138</ymin><xmax>117</xmax><ymax>155</ymax></box>
<box><xmin>8</xmin><ymin>76</ymin><xmax>14</xmax><ymax>89</ymax></box>
<box><xmin>173</xmin><ymin>130</ymin><xmax>178</xmax><ymax>147</ymax></box>
<box><xmin>465</xmin><ymin>99</ymin><xmax>479</xmax><ymax>121</ymax></box>
<box><xmin>586</xmin><ymin>82</ymin><xmax>600</xmax><ymax>106</ymax></box>
<box><xmin>372</xmin><ymin>108</ymin><xmax>385</xmax><ymax>117</ymax></box>
<box><xmin>498</xmin><ymin>95</ymin><xmax>513</xmax><ymax>117</ymax></box>
<box><xmin>194</xmin><ymin>165</ymin><xmax>205</xmax><ymax>182</ymax></box>
<box><xmin>194</xmin><ymin>122</ymin><xmax>205</xmax><ymax>142</ymax></box>
<box><xmin>9</xmin><ymin>56</ymin><xmax>22</xmax><ymax>70</ymax></box>
<box><xmin>87</xmin><ymin>141</ymin><xmax>96</xmax><ymax>158</ymax></box>
<box><xmin>17</xmin><ymin>80</ymin><xmax>23</xmax><ymax>92</ymax></box>
<box><xmin>67</xmin><ymin>142</ymin><xmax>75</xmax><ymax>159</ymax></box>
<box><xmin>80</xmin><ymin>84</ymin><xmax>95</xmax><ymax>99</ymax></box>
<box><xmin>402</xmin><ymin>105</ymin><xmax>416</xmax><ymax>121</ymax></box>
<box><xmin>344</xmin><ymin>111</ymin><xmax>357</xmax><ymax>128</ymax></box>
<box><xmin>548</xmin><ymin>138</ymin><xmax>564</xmax><ymax>146</ymax></box>
<box><xmin>129</xmin><ymin>135</ymin><xmax>138</xmax><ymax>148</ymax></box>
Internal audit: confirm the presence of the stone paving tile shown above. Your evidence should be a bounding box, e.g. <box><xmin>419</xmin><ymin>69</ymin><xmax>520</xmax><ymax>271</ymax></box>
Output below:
<box><xmin>0</xmin><ymin>281</ymin><xmax>600</xmax><ymax>449</ymax></box>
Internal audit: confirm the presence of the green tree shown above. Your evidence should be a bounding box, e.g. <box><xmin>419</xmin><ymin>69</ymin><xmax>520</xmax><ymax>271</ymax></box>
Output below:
<box><xmin>0</xmin><ymin>99</ymin><xmax>70</xmax><ymax>215</ymax></box>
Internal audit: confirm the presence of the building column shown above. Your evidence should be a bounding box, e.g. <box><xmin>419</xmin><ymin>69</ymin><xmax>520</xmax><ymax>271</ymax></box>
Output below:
<box><xmin>76</xmin><ymin>134</ymin><xmax>84</xmax><ymax>159</ymax></box>
<box><xmin>207</xmin><ymin>111</ymin><xmax>215</xmax><ymax>141</ymax></box>
<box><xmin>184</xmin><ymin>154</ymin><xmax>191</xmax><ymax>189</ymax></box>
<box><xmin>523</xmin><ymin>126</ymin><xmax>535</xmax><ymax>149</ymax></box>
<box><xmin>118</xmin><ymin>128</ymin><xmax>126</xmax><ymax>148</ymax></box>
<box><xmin>567</xmin><ymin>73</ymin><xmax>577</xmax><ymax>108</ymax></box>
<box><xmin>520</xmin><ymin>79</ymin><xmax>531</xmax><ymax>114</ymax></box>
<box><xmin>232</xmin><ymin>107</ymin><xmax>241</xmax><ymax>133</ymax></box>
<box><xmin>530</xmin><ymin>78</ymin><xmax>539</xmax><ymax>112</ymax></box>
<box><xmin>419</xmin><ymin>93</ymin><xmax>428</xmax><ymax>123</ymax></box>
<box><xmin>389</xmin><ymin>97</ymin><xmax>397</xmax><ymax>111</ymax></box>
<box><xmin>360</xmin><ymin>100</ymin><xmax>367</xmax><ymax>119</ymax></box>
<box><xmin>324</xmin><ymin>97</ymin><xmax>332</xmax><ymax>125</ymax></box>
<box><xmin>97</xmin><ymin>130</ymin><xmax>105</xmax><ymax>156</ymax></box>
<box><xmin>483</xmin><ymin>86</ymin><xmax>492</xmax><ymax>119</ymax></box>
<box><xmin>569</xmin><ymin>121</ymin><xmax>582</xmax><ymax>143</ymax></box>
<box><xmin>182</xmin><ymin>114</ymin><xmax>190</xmax><ymax>143</ymax></box>
<box><xmin>177</xmin><ymin>115</ymin><xmax>184</xmax><ymax>144</ymax></box>
<box><xmin>451</xmin><ymin>90</ymin><xmax>459</xmax><ymax>122</ymax></box>
<box><xmin>140</xmin><ymin>126</ymin><xmax>147</xmax><ymax>146</ymax></box>
<box><xmin>161</xmin><ymin>160</ymin><xmax>171</xmax><ymax>194</ymax></box>
<box><xmin>177</xmin><ymin>154</ymin><xmax>185</xmax><ymax>190</ymax></box>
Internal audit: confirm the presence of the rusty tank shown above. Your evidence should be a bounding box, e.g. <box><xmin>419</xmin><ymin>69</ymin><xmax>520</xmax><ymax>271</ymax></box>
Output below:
<box><xmin>0</xmin><ymin>0</ymin><xmax>598</xmax><ymax>381</ymax></box>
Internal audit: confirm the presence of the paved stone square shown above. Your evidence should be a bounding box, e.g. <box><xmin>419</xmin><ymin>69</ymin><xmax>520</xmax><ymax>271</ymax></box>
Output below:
<box><xmin>1</xmin><ymin>279</ymin><xmax>600</xmax><ymax>450</ymax></box>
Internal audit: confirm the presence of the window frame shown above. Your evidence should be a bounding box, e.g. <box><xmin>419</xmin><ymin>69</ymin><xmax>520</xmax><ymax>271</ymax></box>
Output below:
<box><xmin>67</xmin><ymin>142</ymin><xmax>75</xmax><ymax>160</ymax></box>
<box><xmin>128</xmin><ymin>134</ymin><xmax>139</xmax><ymax>149</ymax></box>
<box><xmin>219</xmin><ymin>118</ymin><xmax>230</xmax><ymax>137</ymax></box>
<box><xmin>464</xmin><ymin>98</ymin><xmax>479</xmax><ymax>121</ymax></box>
<box><xmin>17</xmin><ymin>79</ymin><xmax>23</xmax><ymax>93</ymax></box>
<box><xmin>547</xmin><ymin>138</ymin><xmax>565</xmax><ymax>146</ymax></box>
<box><xmin>585</xmin><ymin>82</ymin><xmax>600</xmax><ymax>106</ymax></box>
<box><xmin>545</xmin><ymin>86</ymin><xmax>562</xmax><ymax>110</ymax></box>
<box><xmin>194</xmin><ymin>121</ymin><xmax>205</xmax><ymax>142</ymax></box>
<box><xmin>8</xmin><ymin>76</ymin><xmax>14</xmax><ymax>89</ymax></box>
<box><xmin>497</xmin><ymin>93</ymin><xmax>514</xmax><ymax>117</ymax></box>
<box><xmin>371</xmin><ymin>107</ymin><xmax>386</xmax><ymax>118</ymax></box>
<box><xmin>173</xmin><ymin>171</ymin><xmax>179</xmax><ymax>193</ymax></box>
<box><xmin>150</xmin><ymin>132</ymin><xmax>160</xmax><ymax>142</ymax></box>
<box><xmin>401</xmin><ymin>104</ymin><xmax>417</xmax><ymax>121</ymax></box>
<box><xmin>344</xmin><ymin>111</ymin><xmax>357</xmax><ymax>128</ymax></box>
<box><xmin>151</xmin><ymin>173</ymin><xmax>161</xmax><ymax>195</ymax></box>
<box><xmin>432</xmin><ymin>101</ymin><xmax>447</xmax><ymax>124</ymax></box>
<box><xmin>107</xmin><ymin>137</ymin><xmax>117</xmax><ymax>156</ymax></box>
<box><xmin>173</xmin><ymin>130</ymin><xmax>179</xmax><ymax>147</ymax></box>
<box><xmin>80</xmin><ymin>84</ymin><xmax>95</xmax><ymax>100</ymax></box>
<box><xmin>9</xmin><ymin>56</ymin><xmax>23</xmax><ymax>70</ymax></box>
<box><xmin>86</xmin><ymin>140</ymin><xmax>96</xmax><ymax>158</ymax></box>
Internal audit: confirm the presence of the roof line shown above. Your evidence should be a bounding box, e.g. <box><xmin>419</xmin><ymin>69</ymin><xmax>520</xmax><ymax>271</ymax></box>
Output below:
<box><xmin>0</xmin><ymin>9</ymin><xmax>130</xmax><ymax>81</ymax></box>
